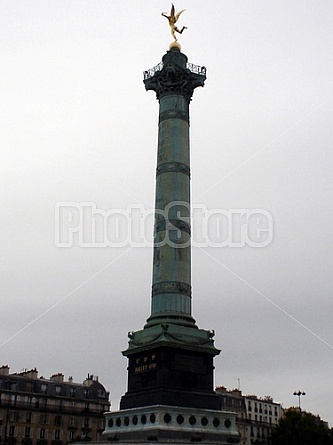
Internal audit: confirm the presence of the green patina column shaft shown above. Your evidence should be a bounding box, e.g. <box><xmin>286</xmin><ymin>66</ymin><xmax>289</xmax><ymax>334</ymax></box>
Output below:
<box><xmin>150</xmin><ymin>93</ymin><xmax>192</xmax><ymax>323</ymax></box>
<box><xmin>144</xmin><ymin>46</ymin><xmax>206</xmax><ymax>328</ymax></box>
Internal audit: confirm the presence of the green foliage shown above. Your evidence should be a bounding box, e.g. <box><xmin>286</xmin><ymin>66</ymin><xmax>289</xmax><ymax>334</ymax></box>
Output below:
<box><xmin>271</xmin><ymin>409</ymin><xmax>333</xmax><ymax>445</ymax></box>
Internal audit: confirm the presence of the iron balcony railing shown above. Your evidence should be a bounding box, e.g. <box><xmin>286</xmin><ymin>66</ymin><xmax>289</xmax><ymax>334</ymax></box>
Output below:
<box><xmin>143</xmin><ymin>62</ymin><xmax>206</xmax><ymax>80</ymax></box>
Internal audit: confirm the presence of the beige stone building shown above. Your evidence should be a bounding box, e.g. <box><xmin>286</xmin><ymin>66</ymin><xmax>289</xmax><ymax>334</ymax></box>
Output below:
<box><xmin>0</xmin><ymin>366</ymin><xmax>110</xmax><ymax>445</ymax></box>
<box><xmin>216</xmin><ymin>387</ymin><xmax>282</xmax><ymax>445</ymax></box>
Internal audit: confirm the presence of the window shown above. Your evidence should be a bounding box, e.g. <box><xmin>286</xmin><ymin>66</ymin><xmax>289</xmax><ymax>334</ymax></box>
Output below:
<box><xmin>39</xmin><ymin>428</ymin><xmax>47</xmax><ymax>439</ymax></box>
<box><xmin>84</xmin><ymin>389</ymin><xmax>90</xmax><ymax>399</ymax></box>
<box><xmin>26</xmin><ymin>383</ymin><xmax>33</xmax><ymax>393</ymax></box>
<box><xmin>25</xmin><ymin>397</ymin><xmax>33</xmax><ymax>408</ymax></box>
<box><xmin>9</xmin><ymin>412</ymin><xmax>18</xmax><ymax>422</ymax></box>
<box><xmin>24</xmin><ymin>427</ymin><xmax>31</xmax><ymax>438</ymax></box>
<box><xmin>41</xmin><ymin>384</ymin><xmax>47</xmax><ymax>394</ymax></box>
<box><xmin>69</xmin><ymin>388</ymin><xmax>75</xmax><ymax>398</ymax></box>
<box><xmin>9</xmin><ymin>426</ymin><xmax>16</xmax><ymax>437</ymax></box>
<box><xmin>55</xmin><ymin>415</ymin><xmax>62</xmax><ymax>426</ymax></box>
<box><xmin>83</xmin><ymin>418</ymin><xmax>90</xmax><ymax>428</ymax></box>
<box><xmin>54</xmin><ymin>430</ymin><xmax>61</xmax><ymax>440</ymax></box>
<box><xmin>39</xmin><ymin>414</ymin><xmax>49</xmax><ymax>424</ymax></box>
<box><xmin>69</xmin><ymin>417</ymin><xmax>75</xmax><ymax>427</ymax></box>
<box><xmin>56</xmin><ymin>400</ymin><xmax>63</xmax><ymax>410</ymax></box>
<box><xmin>26</xmin><ymin>412</ymin><xmax>33</xmax><ymax>422</ymax></box>
<box><xmin>69</xmin><ymin>431</ymin><xmax>75</xmax><ymax>441</ymax></box>
<box><xmin>55</xmin><ymin>386</ymin><xmax>61</xmax><ymax>396</ymax></box>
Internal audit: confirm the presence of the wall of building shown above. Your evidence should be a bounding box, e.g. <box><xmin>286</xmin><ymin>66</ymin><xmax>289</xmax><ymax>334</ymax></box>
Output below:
<box><xmin>0</xmin><ymin>366</ymin><xmax>110</xmax><ymax>445</ymax></box>
<box><xmin>216</xmin><ymin>387</ymin><xmax>282</xmax><ymax>445</ymax></box>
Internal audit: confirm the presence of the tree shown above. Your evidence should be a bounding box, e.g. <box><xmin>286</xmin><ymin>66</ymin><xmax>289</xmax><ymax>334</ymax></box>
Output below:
<box><xmin>271</xmin><ymin>408</ymin><xmax>333</xmax><ymax>445</ymax></box>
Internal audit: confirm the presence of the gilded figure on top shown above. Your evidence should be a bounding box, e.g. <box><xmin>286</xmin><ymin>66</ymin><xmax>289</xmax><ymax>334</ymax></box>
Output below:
<box><xmin>162</xmin><ymin>4</ymin><xmax>187</xmax><ymax>41</ymax></box>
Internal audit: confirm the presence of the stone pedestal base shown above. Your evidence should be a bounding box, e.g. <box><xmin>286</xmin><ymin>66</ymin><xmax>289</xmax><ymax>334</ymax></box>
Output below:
<box><xmin>102</xmin><ymin>405</ymin><xmax>239</xmax><ymax>444</ymax></box>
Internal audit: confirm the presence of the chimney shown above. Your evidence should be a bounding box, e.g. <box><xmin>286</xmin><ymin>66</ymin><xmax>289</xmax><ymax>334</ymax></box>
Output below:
<box><xmin>83</xmin><ymin>374</ymin><xmax>94</xmax><ymax>386</ymax></box>
<box><xmin>215</xmin><ymin>386</ymin><xmax>227</xmax><ymax>393</ymax></box>
<box><xmin>231</xmin><ymin>389</ymin><xmax>242</xmax><ymax>396</ymax></box>
<box><xmin>26</xmin><ymin>368</ymin><xmax>38</xmax><ymax>379</ymax></box>
<box><xmin>50</xmin><ymin>373</ymin><xmax>64</xmax><ymax>383</ymax></box>
<box><xmin>0</xmin><ymin>365</ymin><xmax>10</xmax><ymax>375</ymax></box>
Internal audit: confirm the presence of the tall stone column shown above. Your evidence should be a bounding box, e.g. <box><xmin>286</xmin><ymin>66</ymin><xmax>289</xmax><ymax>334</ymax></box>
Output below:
<box><xmin>145</xmin><ymin>47</ymin><xmax>201</xmax><ymax>327</ymax></box>
<box><xmin>119</xmin><ymin>46</ymin><xmax>222</xmax><ymax>411</ymax></box>
<box><xmin>103</xmin><ymin>43</ymin><xmax>239</xmax><ymax>445</ymax></box>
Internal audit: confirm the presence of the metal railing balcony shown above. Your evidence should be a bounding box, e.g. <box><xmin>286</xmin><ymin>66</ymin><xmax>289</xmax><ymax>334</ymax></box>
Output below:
<box><xmin>143</xmin><ymin>62</ymin><xmax>206</xmax><ymax>80</ymax></box>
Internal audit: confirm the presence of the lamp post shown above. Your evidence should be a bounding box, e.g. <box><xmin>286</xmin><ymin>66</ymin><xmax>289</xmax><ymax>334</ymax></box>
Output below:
<box><xmin>293</xmin><ymin>391</ymin><xmax>306</xmax><ymax>410</ymax></box>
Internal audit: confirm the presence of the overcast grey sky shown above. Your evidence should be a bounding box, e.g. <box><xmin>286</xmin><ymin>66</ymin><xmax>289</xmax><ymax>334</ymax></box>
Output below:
<box><xmin>1</xmin><ymin>0</ymin><xmax>333</xmax><ymax>425</ymax></box>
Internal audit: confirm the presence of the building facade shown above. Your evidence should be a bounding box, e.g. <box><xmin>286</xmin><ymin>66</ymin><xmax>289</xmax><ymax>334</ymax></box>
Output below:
<box><xmin>216</xmin><ymin>387</ymin><xmax>282</xmax><ymax>445</ymax></box>
<box><xmin>0</xmin><ymin>366</ymin><xmax>110</xmax><ymax>445</ymax></box>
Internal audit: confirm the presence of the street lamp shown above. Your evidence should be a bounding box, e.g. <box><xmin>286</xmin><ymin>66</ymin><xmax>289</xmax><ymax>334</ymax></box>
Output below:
<box><xmin>293</xmin><ymin>391</ymin><xmax>306</xmax><ymax>410</ymax></box>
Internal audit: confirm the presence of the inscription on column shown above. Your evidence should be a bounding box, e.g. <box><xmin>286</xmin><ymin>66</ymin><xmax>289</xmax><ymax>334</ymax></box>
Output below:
<box><xmin>134</xmin><ymin>355</ymin><xmax>158</xmax><ymax>373</ymax></box>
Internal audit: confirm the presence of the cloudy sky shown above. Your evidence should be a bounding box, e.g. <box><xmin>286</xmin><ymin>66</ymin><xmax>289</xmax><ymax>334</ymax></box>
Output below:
<box><xmin>1</xmin><ymin>0</ymin><xmax>333</xmax><ymax>425</ymax></box>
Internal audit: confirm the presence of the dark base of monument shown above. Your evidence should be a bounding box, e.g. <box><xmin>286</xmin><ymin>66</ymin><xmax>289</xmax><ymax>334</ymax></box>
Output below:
<box><xmin>120</xmin><ymin>387</ymin><xmax>222</xmax><ymax>411</ymax></box>
<box><xmin>121</xmin><ymin>344</ymin><xmax>221</xmax><ymax>411</ymax></box>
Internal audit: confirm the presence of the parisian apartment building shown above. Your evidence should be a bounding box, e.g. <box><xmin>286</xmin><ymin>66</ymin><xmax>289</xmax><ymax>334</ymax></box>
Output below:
<box><xmin>0</xmin><ymin>365</ymin><xmax>110</xmax><ymax>445</ymax></box>
<box><xmin>216</xmin><ymin>386</ymin><xmax>282</xmax><ymax>445</ymax></box>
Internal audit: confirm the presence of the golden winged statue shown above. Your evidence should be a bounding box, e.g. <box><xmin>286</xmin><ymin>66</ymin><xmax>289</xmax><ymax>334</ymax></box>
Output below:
<box><xmin>161</xmin><ymin>4</ymin><xmax>187</xmax><ymax>42</ymax></box>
